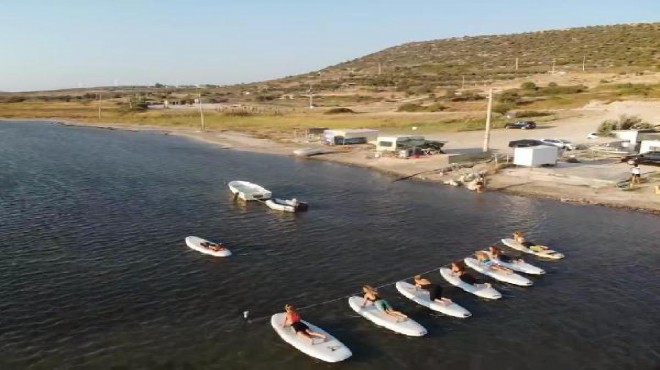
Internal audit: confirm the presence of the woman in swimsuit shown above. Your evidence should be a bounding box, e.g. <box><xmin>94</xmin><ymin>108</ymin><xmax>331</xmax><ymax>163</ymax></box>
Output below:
<box><xmin>488</xmin><ymin>245</ymin><xmax>523</xmax><ymax>263</ymax></box>
<box><xmin>281</xmin><ymin>304</ymin><xmax>326</xmax><ymax>345</ymax></box>
<box><xmin>475</xmin><ymin>251</ymin><xmax>512</xmax><ymax>273</ymax></box>
<box><xmin>362</xmin><ymin>285</ymin><xmax>408</xmax><ymax>322</ymax></box>
<box><xmin>414</xmin><ymin>275</ymin><xmax>452</xmax><ymax>304</ymax></box>
<box><xmin>513</xmin><ymin>231</ymin><xmax>548</xmax><ymax>251</ymax></box>
<box><xmin>450</xmin><ymin>261</ymin><xmax>492</xmax><ymax>288</ymax></box>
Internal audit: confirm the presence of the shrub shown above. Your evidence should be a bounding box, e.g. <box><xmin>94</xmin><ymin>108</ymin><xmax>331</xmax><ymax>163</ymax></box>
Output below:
<box><xmin>521</xmin><ymin>82</ymin><xmax>537</xmax><ymax>90</ymax></box>
<box><xmin>397</xmin><ymin>103</ymin><xmax>425</xmax><ymax>112</ymax></box>
<box><xmin>426</xmin><ymin>103</ymin><xmax>448</xmax><ymax>112</ymax></box>
<box><xmin>514</xmin><ymin>110</ymin><xmax>552</xmax><ymax>118</ymax></box>
<box><xmin>597</xmin><ymin>119</ymin><xmax>618</xmax><ymax>135</ymax></box>
<box><xmin>597</xmin><ymin>115</ymin><xmax>652</xmax><ymax>134</ymax></box>
<box><xmin>324</xmin><ymin>107</ymin><xmax>355</xmax><ymax>114</ymax></box>
<box><xmin>498</xmin><ymin>90</ymin><xmax>520</xmax><ymax>104</ymax></box>
<box><xmin>493</xmin><ymin>102</ymin><xmax>516</xmax><ymax>115</ymax></box>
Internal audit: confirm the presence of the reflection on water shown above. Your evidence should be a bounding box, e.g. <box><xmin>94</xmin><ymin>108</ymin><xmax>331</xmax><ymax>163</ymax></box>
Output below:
<box><xmin>0</xmin><ymin>120</ymin><xmax>658</xmax><ymax>369</ymax></box>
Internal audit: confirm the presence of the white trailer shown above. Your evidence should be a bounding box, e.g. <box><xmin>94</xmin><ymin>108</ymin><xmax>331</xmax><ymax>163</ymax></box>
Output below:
<box><xmin>513</xmin><ymin>146</ymin><xmax>558</xmax><ymax>167</ymax></box>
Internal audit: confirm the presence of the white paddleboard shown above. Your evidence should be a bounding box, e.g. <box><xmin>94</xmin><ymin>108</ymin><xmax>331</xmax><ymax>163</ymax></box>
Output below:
<box><xmin>464</xmin><ymin>257</ymin><xmax>533</xmax><ymax>286</ymax></box>
<box><xmin>439</xmin><ymin>267</ymin><xmax>502</xmax><ymax>300</ymax></box>
<box><xmin>347</xmin><ymin>296</ymin><xmax>426</xmax><ymax>336</ymax></box>
<box><xmin>395</xmin><ymin>282</ymin><xmax>471</xmax><ymax>318</ymax></box>
<box><xmin>270</xmin><ymin>313</ymin><xmax>352</xmax><ymax>363</ymax></box>
<box><xmin>501</xmin><ymin>238</ymin><xmax>565</xmax><ymax>259</ymax></box>
<box><xmin>185</xmin><ymin>236</ymin><xmax>232</xmax><ymax>257</ymax></box>
<box><xmin>484</xmin><ymin>252</ymin><xmax>546</xmax><ymax>275</ymax></box>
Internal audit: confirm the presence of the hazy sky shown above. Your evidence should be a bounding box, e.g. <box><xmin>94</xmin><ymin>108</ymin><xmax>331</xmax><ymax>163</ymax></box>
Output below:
<box><xmin>1</xmin><ymin>0</ymin><xmax>658</xmax><ymax>92</ymax></box>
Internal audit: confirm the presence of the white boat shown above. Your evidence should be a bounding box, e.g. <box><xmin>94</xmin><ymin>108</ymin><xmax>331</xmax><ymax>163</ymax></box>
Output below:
<box><xmin>501</xmin><ymin>238</ymin><xmax>565</xmax><ymax>259</ymax></box>
<box><xmin>439</xmin><ymin>267</ymin><xmax>501</xmax><ymax>300</ymax></box>
<box><xmin>347</xmin><ymin>296</ymin><xmax>426</xmax><ymax>336</ymax></box>
<box><xmin>464</xmin><ymin>257</ymin><xmax>533</xmax><ymax>286</ymax></box>
<box><xmin>228</xmin><ymin>180</ymin><xmax>272</xmax><ymax>201</ymax></box>
<box><xmin>265</xmin><ymin>198</ymin><xmax>309</xmax><ymax>212</ymax></box>
<box><xmin>270</xmin><ymin>313</ymin><xmax>352</xmax><ymax>363</ymax></box>
<box><xmin>293</xmin><ymin>147</ymin><xmax>334</xmax><ymax>157</ymax></box>
<box><xmin>395</xmin><ymin>282</ymin><xmax>471</xmax><ymax>318</ymax></box>
<box><xmin>483</xmin><ymin>251</ymin><xmax>546</xmax><ymax>275</ymax></box>
<box><xmin>185</xmin><ymin>236</ymin><xmax>231</xmax><ymax>257</ymax></box>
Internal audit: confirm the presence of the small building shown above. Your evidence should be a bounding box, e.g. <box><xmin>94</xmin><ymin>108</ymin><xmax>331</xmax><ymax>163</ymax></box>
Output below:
<box><xmin>640</xmin><ymin>140</ymin><xmax>660</xmax><ymax>154</ymax></box>
<box><xmin>514</xmin><ymin>146</ymin><xmax>558</xmax><ymax>167</ymax></box>
<box><xmin>376</xmin><ymin>135</ymin><xmax>426</xmax><ymax>152</ymax></box>
<box><xmin>323</xmin><ymin>129</ymin><xmax>378</xmax><ymax>145</ymax></box>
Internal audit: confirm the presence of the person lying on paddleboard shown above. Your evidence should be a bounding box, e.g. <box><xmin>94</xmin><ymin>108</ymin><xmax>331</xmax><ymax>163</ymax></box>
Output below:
<box><xmin>488</xmin><ymin>245</ymin><xmax>523</xmax><ymax>263</ymax></box>
<box><xmin>282</xmin><ymin>304</ymin><xmax>327</xmax><ymax>345</ymax></box>
<box><xmin>451</xmin><ymin>261</ymin><xmax>493</xmax><ymax>288</ymax></box>
<box><xmin>361</xmin><ymin>285</ymin><xmax>408</xmax><ymax>322</ymax></box>
<box><xmin>413</xmin><ymin>275</ymin><xmax>452</xmax><ymax>304</ymax></box>
<box><xmin>513</xmin><ymin>231</ymin><xmax>548</xmax><ymax>251</ymax></box>
<box><xmin>200</xmin><ymin>241</ymin><xmax>226</xmax><ymax>252</ymax></box>
<box><xmin>475</xmin><ymin>251</ymin><xmax>513</xmax><ymax>273</ymax></box>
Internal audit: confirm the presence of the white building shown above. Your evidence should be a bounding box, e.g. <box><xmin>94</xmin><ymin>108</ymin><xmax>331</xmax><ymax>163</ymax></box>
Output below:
<box><xmin>513</xmin><ymin>146</ymin><xmax>558</xmax><ymax>167</ymax></box>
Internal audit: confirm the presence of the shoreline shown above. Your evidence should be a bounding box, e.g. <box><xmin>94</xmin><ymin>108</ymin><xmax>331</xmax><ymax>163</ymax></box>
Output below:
<box><xmin>3</xmin><ymin>118</ymin><xmax>660</xmax><ymax>215</ymax></box>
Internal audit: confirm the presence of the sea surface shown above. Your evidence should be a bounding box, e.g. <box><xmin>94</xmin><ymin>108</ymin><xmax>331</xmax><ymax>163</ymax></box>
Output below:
<box><xmin>0</xmin><ymin>120</ymin><xmax>658</xmax><ymax>370</ymax></box>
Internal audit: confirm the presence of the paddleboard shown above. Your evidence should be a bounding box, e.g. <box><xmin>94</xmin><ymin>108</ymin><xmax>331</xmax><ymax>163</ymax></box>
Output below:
<box><xmin>484</xmin><ymin>252</ymin><xmax>545</xmax><ymax>275</ymax></box>
<box><xmin>439</xmin><ymin>267</ymin><xmax>502</xmax><ymax>300</ymax></box>
<box><xmin>395</xmin><ymin>282</ymin><xmax>471</xmax><ymax>318</ymax></box>
<box><xmin>501</xmin><ymin>238</ymin><xmax>564</xmax><ymax>259</ymax></box>
<box><xmin>271</xmin><ymin>313</ymin><xmax>352</xmax><ymax>363</ymax></box>
<box><xmin>185</xmin><ymin>236</ymin><xmax>232</xmax><ymax>257</ymax></box>
<box><xmin>347</xmin><ymin>296</ymin><xmax>426</xmax><ymax>336</ymax></box>
<box><xmin>464</xmin><ymin>257</ymin><xmax>533</xmax><ymax>286</ymax></box>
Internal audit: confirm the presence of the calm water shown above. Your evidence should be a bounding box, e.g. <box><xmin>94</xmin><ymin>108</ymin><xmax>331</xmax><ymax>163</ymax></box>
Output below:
<box><xmin>0</xmin><ymin>120</ymin><xmax>658</xmax><ymax>370</ymax></box>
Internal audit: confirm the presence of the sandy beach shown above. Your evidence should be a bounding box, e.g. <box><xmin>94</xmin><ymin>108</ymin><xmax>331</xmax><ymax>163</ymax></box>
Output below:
<box><xmin>31</xmin><ymin>99</ymin><xmax>660</xmax><ymax>215</ymax></box>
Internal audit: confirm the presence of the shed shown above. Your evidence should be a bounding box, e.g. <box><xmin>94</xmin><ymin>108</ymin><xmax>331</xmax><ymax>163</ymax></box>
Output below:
<box><xmin>514</xmin><ymin>146</ymin><xmax>558</xmax><ymax>167</ymax></box>
<box><xmin>640</xmin><ymin>140</ymin><xmax>660</xmax><ymax>154</ymax></box>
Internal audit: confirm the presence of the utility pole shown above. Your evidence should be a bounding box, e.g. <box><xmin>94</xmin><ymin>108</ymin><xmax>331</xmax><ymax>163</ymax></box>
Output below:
<box><xmin>515</xmin><ymin>57</ymin><xmax>519</xmax><ymax>72</ymax></box>
<box><xmin>378</xmin><ymin>62</ymin><xmax>382</xmax><ymax>75</ymax></box>
<box><xmin>582</xmin><ymin>55</ymin><xmax>586</xmax><ymax>72</ymax></box>
<box><xmin>308</xmin><ymin>84</ymin><xmax>314</xmax><ymax>109</ymax></box>
<box><xmin>462</xmin><ymin>75</ymin><xmax>465</xmax><ymax>90</ymax></box>
<box><xmin>97</xmin><ymin>93</ymin><xmax>102</xmax><ymax>120</ymax></box>
<box><xmin>551</xmin><ymin>58</ymin><xmax>556</xmax><ymax>74</ymax></box>
<box><xmin>482</xmin><ymin>88</ymin><xmax>493</xmax><ymax>153</ymax></box>
<box><xmin>198</xmin><ymin>92</ymin><xmax>205</xmax><ymax>131</ymax></box>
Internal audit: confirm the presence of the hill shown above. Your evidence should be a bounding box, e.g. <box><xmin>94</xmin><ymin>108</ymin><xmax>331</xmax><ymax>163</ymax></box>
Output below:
<box><xmin>258</xmin><ymin>22</ymin><xmax>660</xmax><ymax>94</ymax></box>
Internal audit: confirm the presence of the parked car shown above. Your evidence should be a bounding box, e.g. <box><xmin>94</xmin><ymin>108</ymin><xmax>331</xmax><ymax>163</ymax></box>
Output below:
<box><xmin>540</xmin><ymin>139</ymin><xmax>575</xmax><ymax>150</ymax></box>
<box><xmin>621</xmin><ymin>151</ymin><xmax>660</xmax><ymax>166</ymax></box>
<box><xmin>508</xmin><ymin>139</ymin><xmax>545</xmax><ymax>148</ymax></box>
<box><xmin>587</xmin><ymin>132</ymin><xmax>600</xmax><ymax>139</ymax></box>
<box><xmin>505</xmin><ymin>121</ymin><xmax>536</xmax><ymax>129</ymax></box>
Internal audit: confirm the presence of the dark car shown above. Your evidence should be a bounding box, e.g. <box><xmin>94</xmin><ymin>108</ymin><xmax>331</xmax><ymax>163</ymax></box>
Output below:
<box><xmin>508</xmin><ymin>139</ymin><xmax>545</xmax><ymax>148</ymax></box>
<box><xmin>621</xmin><ymin>151</ymin><xmax>660</xmax><ymax>166</ymax></box>
<box><xmin>505</xmin><ymin>121</ymin><xmax>537</xmax><ymax>129</ymax></box>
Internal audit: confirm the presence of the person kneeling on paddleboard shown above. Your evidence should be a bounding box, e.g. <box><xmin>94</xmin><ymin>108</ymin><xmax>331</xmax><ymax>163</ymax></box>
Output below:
<box><xmin>413</xmin><ymin>275</ymin><xmax>452</xmax><ymax>304</ymax></box>
<box><xmin>513</xmin><ymin>231</ymin><xmax>548</xmax><ymax>251</ymax></box>
<box><xmin>451</xmin><ymin>261</ymin><xmax>492</xmax><ymax>288</ymax></box>
<box><xmin>362</xmin><ymin>285</ymin><xmax>408</xmax><ymax>322</ymax></box>
<box><xmin>282</xmin><ymin>304</ymin><xmax>327</xmax><ymax>345</ymax></box>
<box><xmin>488</xmin><ymin>245</ymin><xmax>523</xmax><ymax>263</ymax></box>
<box><xmin>475</xmin><ymin>251</ymin><xmax>513</xmax><ymax>273</ymax></box>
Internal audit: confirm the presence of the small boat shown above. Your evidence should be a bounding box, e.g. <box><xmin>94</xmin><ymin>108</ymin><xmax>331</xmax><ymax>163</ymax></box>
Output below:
<box><xmin>228</xmin><ymin>181</ymin><xmax>272</xmax><ymax>201</ymax></box>
<box><xmin>293</xmin><ymin>147</ymin><xmax>334</xmax><ymax>157</ymax></box>
<box><xmin>265</xmin><ymin>198</ymin><xmax>309</xmax><ymax>212</ymax></box>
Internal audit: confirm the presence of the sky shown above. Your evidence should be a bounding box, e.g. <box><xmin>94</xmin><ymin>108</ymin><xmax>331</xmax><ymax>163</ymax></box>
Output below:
<box><xmin>1</xmin><ymin>0</ymin><xmax>658</xmax><ymax>92</ymax></box>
